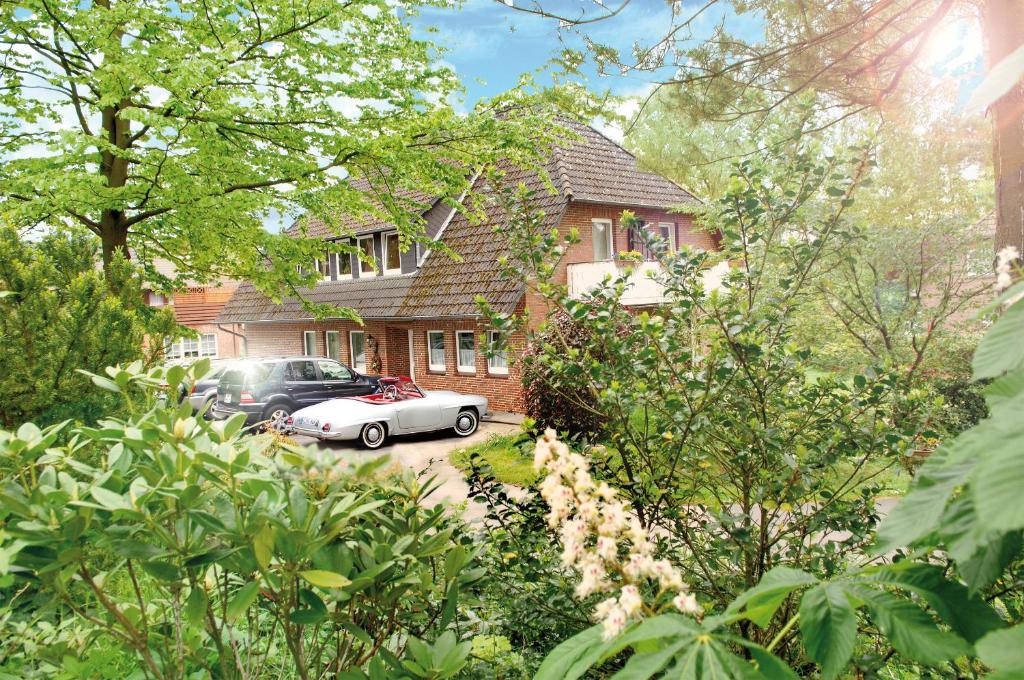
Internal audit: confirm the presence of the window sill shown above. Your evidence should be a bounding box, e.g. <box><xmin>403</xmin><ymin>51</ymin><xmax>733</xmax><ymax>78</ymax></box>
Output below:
<box><xmin>486</xmin><ymin>370</ymin><xmax>509</xmax><ymax>378</ymax></box>
<box><xmin>428</xmin><ymin>366</ymin><xmax>446</xmax><ymax>373</ymax></box>
<box><xmin>457</xmin><ymin>368</ymin><xmax>476</xmax><ymax>375</ymax></box>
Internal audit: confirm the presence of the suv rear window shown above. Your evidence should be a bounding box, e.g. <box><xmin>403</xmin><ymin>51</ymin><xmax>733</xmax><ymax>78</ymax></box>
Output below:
<box><xmin>222</xmin><ymin>361</ymin><xmax>276</xmax><ymax>386</ymax></box>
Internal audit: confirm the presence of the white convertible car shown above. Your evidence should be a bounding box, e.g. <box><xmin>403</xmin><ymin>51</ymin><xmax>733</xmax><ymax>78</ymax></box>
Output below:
<box><xmin>284</xmin><ymin>377</ymin><xmax>489</xmax><ymax>449</ymax></box>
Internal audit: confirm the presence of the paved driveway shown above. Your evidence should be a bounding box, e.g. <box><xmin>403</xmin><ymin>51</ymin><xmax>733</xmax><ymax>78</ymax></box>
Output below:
<box><xmin>291</xmin><ymin>420</ymin><xmax>522</xmax><ymax>521</ymax></box>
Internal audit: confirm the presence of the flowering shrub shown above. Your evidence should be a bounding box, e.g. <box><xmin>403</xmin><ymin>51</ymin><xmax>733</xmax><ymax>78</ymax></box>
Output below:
<box><xmin>533</xmin><ymin>429</ymin><xmax>700</xmax><ymax>639</ymax></box>
<box><xmin>531</xmin><ymin>254</ymin><xmax>1024</xmax><ymax>680</ymax></box>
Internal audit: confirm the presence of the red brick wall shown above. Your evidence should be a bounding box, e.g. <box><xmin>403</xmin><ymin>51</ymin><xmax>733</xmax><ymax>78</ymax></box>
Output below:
<box><xmin>238</xmin><ymin>201</ymin><xmax>714</xmax><ymax>413</ymax></box>
<box><xmin>241</xmin><ymin>313</ymin><xmax>527</xmax><ymax>412</ymax></box>
<box><xmin>557</xmin><ymin>202</ymin><xmax>716</xmax><ymax>275</ymax></box>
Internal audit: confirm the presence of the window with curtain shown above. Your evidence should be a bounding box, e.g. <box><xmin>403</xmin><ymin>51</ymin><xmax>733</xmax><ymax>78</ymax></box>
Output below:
<box><xmin>456</xmin><ymin>331</ymin><xmax>475</xmax><ymax>372</ymax></box>
<box><xmin>487</xmin><ymin>331</ymin><xmax>508</xmax><ymax>374</ymax></box>
<box><xmin>350</xmin><ymin>331</ymin><xmax>366</xmax><ymax>372</ymax></box>
<box><xmin>658</xmin><ymin>222</ymin><xmax>676</xmax><ymax>251</ymax></box>
<box><xmin>384</xmin><ymin>232</ymin><xmax>401</xmax><ymax>274</ymax></box>
<box><xmin>333</xmin><ymin>250</ymin><xmax>352</xmax><ymax>279</ymax></box>
<box><xmin>427</xmin><ymin>331</ymin><xmax>445</xmax><ymax>371</ymax></box>
<box><xmin>592</xmin><ymin>219</ymin><xmax>613</xmax><ymax>260</ymax></box>
<box><xmin>358</xmin><ymin>236</ymin><xmax>375</xmax><ymax>275</ymax></box>
<box><xmin>325</xmin><ymin>331</ymin><xmax>340</xmax><ymax>360</ymax></box>
<box><xmin>165</xmin><ymin>333</ymin><xmax>217</xmax><ymax>359</ymax></box>
<box><xmin>303</xmin><ymin>331</ymin><xmax>316</xmax><ymax>356</ymax></box>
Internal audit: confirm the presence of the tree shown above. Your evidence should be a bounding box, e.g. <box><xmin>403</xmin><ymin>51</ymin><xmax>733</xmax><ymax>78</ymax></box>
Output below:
<box><xmin>0</xmin><ymin>224</ymin><xmax>175</xmax><ymax>427</ymax></box>
<box><xmin>0</xmin><ymin>0</ymin><xmax>556</xmax><ymax>304</ymax></box>
<box><xmin>502</xmin><ymin>0</ymin><xmax>1024</xmax><ymax>257</ymax></box>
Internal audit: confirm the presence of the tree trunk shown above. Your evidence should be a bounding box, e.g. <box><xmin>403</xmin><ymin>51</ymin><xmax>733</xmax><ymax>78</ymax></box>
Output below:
<box><xmin>982</xmin><ymin>0</ymin><xmax>1024</xmax><ymax>257</ymax></box>
<box><xmin>99</xmin><ymin>95</ymin><xmax>132</xmax><ymax>287</ymax></box>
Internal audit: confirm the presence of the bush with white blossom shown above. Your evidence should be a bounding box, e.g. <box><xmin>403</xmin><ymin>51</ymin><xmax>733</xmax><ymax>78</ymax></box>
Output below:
<box><xmin>533</xmin><ymin>428</ymin><xmax>701</xmax><ymax>640</ymax></box>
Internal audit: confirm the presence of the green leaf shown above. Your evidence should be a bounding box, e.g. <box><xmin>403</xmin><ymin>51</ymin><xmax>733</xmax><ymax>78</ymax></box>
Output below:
<box><xmin>875</xmin><ymin>442</ymin><xmax>975</xmax><ymax>552</ymax></box>
<box><xmin>855</xmin><ymin>586</ymin><xmax>971</xmax><ymax>665</ymax></box>
<box><xmin>299</xmin><ymin>569</ymin><xmax>351</xmax><ymax>589</ymax></box>
<box><xmin>976</xmin><ymin>625</ymin><xmax>1024</xmax><ymax>675</ymax></box>
<box><xmin>725</xmin><ymin>567</ymin><xmax>818</xmax><ymax>627</ymax></box>
<box><xmin>799</xmin><ymin>583</ymin><xmax>856</xmax><ymax>680</ymax></box>
<box><xmin>534</xmin><ymin>624</ymin><xmax>606</xmax><ymax>680</ymax></box>
<box><xmin>253</xmin><ymin>524</ymin><xmax>274</xmax><ymax>570</ymax></box>
<box><xmin>88</xmin><ymin>374</ymin><xmax>121</xmax><ymax>393</ymax></box>
<box><xmin>984</xmin><ymin>369</ymin><xmax>1024</xmax><ymax>416</ymax></box>
<box><xmin>183</xmin><ymin>587</ymin><xmax>208</xmax><ymax>626</ymax></box>
<box><xmin>609</xmin><ymin>640</ymin><xmax>688</xmax><ymax>679</ymax></box>
<box><xmin>973</xmin><ymin>300</ymin><xmax>1024</xmax><ymax>380</ymax></box>
<box><xmin>856</xmin><ymin>562</ymin><xmax>1003</xmax><ymax>643</ymax></box>
<box><xmin>972</xmin><ymin>397</ymin><xmax>1024</xmax><ymax>533</ymax></box>
<box><xmin>289</xmin><ymin>607</ymin><xmax>327</xmax><ymax>625</ymax></box>
<box><xmin>90</xmin><ymin>486</ymin><xmax>130</xmax><ymax>510</ymax></box>
<box><xmin>958</xmin><ymin>531</ymin><xmax>1022</xmax><ymax>596</ymax></box>
<box><xmin>140</xmin><ymin>560</ymin><xmax>181</xmax><ymax>582</ymax></box>
<box><xmin>226</xmin><ymin>580</ymin><xmax>261</xmax><ymax>622</ymax></box>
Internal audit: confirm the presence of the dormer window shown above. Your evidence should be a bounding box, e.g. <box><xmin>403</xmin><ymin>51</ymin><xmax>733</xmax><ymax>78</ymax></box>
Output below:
<box><xmin>332</xmin><ymin>250</ymin><xmax>352</xmax><ymax>280</ymax></box>
<box><xmin>383</xmin><ymin>231</ymin><xmax>401</xmax><ymax>275</ymax></box>
<box><xmin>315</xmin><ymin>256</ymin><xmax>330</xmax><ymax>281</ymax></box>
<box><xmin>358</xmin><ymin>236</ymin><xmax>375</xmax><ymax>275</ymax></box>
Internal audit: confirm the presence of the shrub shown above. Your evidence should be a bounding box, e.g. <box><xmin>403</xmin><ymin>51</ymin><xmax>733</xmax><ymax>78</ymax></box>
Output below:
<box><xmin>0</xmin><ymin>226</ymin><xmax>176</xmax><ymax>428</ymax></box>
<box><xmin>521</xmin><ymin>312</ymin><xmax>605</xmax><ymax>439</ymax></box>
<box><xmin>0</xmin><ymin>360</ymin><xmax>479</xmax><ymax>680</ymax></box>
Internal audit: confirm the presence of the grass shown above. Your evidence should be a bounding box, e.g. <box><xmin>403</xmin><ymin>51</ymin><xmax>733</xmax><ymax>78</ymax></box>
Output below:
<box><xmin>450</xmin><ymin>432</ymin><xmax>540</xmax><ymax>488</ymax></box>
<box><xmin>449</xmin><ymin>429</ymin><xmax>913</xmax><ymax>500</ymax></box>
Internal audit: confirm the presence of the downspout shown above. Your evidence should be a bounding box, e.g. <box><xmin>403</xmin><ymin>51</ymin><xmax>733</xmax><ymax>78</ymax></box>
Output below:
<box><xmin>217</xmin><ymin>324</ymin><xmax>247</xmax><ymax>357</ymax></box>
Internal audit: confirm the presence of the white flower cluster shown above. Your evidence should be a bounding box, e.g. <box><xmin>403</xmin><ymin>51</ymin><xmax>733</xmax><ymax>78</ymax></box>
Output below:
<box><xmin>996</xmin><ymin>245</ymin><xmax>1020</xmax><ymax>292</ymax></box>
<box><xmin>534</xmin><ymin>429</ymin><xmax>701</xmax><ymax>640</ymax></box>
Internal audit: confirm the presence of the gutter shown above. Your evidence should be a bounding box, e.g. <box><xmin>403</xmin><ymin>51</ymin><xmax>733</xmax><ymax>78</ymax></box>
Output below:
<box><xmin>217</xmin><ymin>323</ymin><xmax>248</xmax><ymax>357</ymax></box>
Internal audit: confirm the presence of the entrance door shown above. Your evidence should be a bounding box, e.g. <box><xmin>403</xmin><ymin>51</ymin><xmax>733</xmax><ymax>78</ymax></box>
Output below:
<box><xmin>407</xmin><ymin>329</ymin><xmax>416</xmax><ymax>381</ymax></box>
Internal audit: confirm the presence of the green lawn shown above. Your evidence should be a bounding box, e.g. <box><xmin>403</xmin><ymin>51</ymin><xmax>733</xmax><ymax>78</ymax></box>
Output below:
<box><xmin>451</xmin><ymin>430</ymin><xmax>912</xmax><ymax>502</ymax></box>
<box><xmin>450</xmin><ymin>432</ymin><xmax>540</xmax><ymax>488</ymax></box>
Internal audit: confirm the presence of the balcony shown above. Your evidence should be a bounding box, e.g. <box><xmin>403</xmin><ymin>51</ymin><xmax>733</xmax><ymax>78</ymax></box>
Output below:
<box><xmin>566</xmin><ymin>260</ymin><xmax>729</xmax><ymax>306</ymax></box>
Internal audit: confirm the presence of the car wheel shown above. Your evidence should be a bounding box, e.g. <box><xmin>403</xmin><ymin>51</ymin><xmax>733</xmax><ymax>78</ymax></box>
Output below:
<box><xmin>360</xmin><ymin>422</ymin><xmax>387</xmax><ymax>449</ymax></box>
<box><xmin>453</xmin><ymin>409</ymin><xmax>478</xmax><ymax>437</ymax></box>
<box><xmin>262</xmin><ymin>404</ymin><xmax>292</xmax><ymax>432</ymax></box>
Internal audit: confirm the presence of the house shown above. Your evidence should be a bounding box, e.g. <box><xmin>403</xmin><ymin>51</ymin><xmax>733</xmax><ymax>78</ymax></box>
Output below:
<box><xmin>143</xmin><ymin>258</ymin><xmax>245</xmax><ymax>360</ymax></box>
<box><xmin>216</xmin><ymin>119</ymin><xmax>720</xmax><ymax>412</ymax></box>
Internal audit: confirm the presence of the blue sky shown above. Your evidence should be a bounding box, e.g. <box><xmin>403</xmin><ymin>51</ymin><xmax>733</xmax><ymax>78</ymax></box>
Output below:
<box><xmin>412</xmin><ymin>0</ymin><xmax>765</xmax><ymax>109</ymax></box>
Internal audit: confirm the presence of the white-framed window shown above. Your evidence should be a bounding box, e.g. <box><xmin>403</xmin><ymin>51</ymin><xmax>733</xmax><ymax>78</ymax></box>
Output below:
<box><xmin>592</xmin><ymin>218</ymin><xmax>613</xmax><ymax>261</ymax></box>
<box><xmin>358</xmin><ymin>236</ymin><xmax>376</xmax><ymax>275</ymax></box>
<box><xmin>427</xmin><ymin>331</ymin><xmax>446</xmax><ymax>371</ymax></box>
<box><xmin>383</xmin><ymin>231</ymin><xmax>402</xmax><ymax>275</ymax></box>
<box><xmin>658</xmin><ymin>222</ymin><xmax>676</xmax><ymax>251</ymax></box>
<box><xmin>332</xmin><ymin>250</ymin><xmax>352</xmax><ymax>280</ymax></box>
<box><xmin>350</xmin><ymin>331</ymin><xmax>367</xmax><ymax>372</ymax></box>
<box><xmin>456</xmin><ymin>331</ymin><xmax>476</xmax><ymax>373</ymax></box>
<box><xmin>487</xmin><ymin>331</ymin><xmax>509</xmax><ymax>375</ymax></box>
<box><xmin>302</xmin><ymin>330</ymin><xmax>316</xmax><ymax>356</ymax></box>
<box><xmin>315</xmin><ymin>256</ymin><xmax>330</xmax><ymax>281</ymax></box>
<box><xmin>325</xmin><ymin>330</ymin><xmax>341</xmax><ymax>360</ymax></box>
<box><xmin>148</xmin><ymin>292</ymin><xmax>167</xmax><ymax>307</ymax></box>
<box><xmin>165</xmin><ymin>333</ymin><xmax>217</xmax><ymax>359</ymax></box>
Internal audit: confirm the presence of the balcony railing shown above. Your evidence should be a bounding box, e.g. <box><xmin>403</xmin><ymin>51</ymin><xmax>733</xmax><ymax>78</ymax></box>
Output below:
<box><xmin>566</xmin><ymin>260</ymin><xmax>729</xmax><ymax>306</ymax></box>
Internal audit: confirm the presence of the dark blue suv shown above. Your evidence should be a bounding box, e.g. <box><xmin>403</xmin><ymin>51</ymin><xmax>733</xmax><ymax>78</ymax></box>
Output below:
<box><xmin>211</xmin><ymin>357</ymin><xmax>382</xmax><ymax>428</ymax></box>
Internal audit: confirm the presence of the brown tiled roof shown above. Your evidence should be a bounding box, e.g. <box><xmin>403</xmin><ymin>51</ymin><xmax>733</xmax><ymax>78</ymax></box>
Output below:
<box><xmin>286</xmin><ymin>178</ymin><xmax>438</xmax><ymax>239</ymax></box>
<box><xmin>399</xmin><ymin>163</ymin><xmax>567</xmax><ymax>318</ymax></box>
<box><xmin>218</xmin><ymin>276</ymin><xmax>415</xmax><ymax>322</ymax></box>
<box><xmin>552</xmin><ymin>119</ymin><xmax>699</xmax><ymax>208</ymax></box>
<box><xmin>218</xmin><ymin>119</ymin><xmax>699</xmax><ymax>323</ymax></box>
